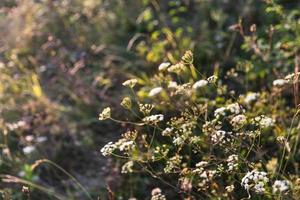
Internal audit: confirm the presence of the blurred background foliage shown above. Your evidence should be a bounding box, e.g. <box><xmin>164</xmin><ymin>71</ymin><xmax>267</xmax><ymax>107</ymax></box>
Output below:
<box><xmin>0</xmin><ymin>0</ymin><xmax>299</xmax><ymax>199</ymax></box>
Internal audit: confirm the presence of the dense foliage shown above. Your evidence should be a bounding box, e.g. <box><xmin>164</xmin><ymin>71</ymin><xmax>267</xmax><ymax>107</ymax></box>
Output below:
<box><xmin>0</xmin><ymin>0</ymin><xmax>300</xmax><ymax>199</ymax></box>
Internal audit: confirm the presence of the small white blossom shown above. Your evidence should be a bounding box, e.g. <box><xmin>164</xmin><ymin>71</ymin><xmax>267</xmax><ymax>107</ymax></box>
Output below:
<box><xmin>227</xmin><ymin>103</ymin><xmax>242</xmax><ymax>115</ymax></box>
<box><xmin>149</xmin><ymin>87</ymin><xmax>163</xmax><ymax>97</ymax></box>
<box><xmin>244</xmin><ymin>92</ymin><xmax>259</xmax><ymax>104</ymax></box>
<box><xmin>211</xmin><ymin>130</ymin><xmax>233</xmax><ymax>145</ymax></box>
<box><xmin>272</xmin><ymin>180</ymin><xmax>290</xmax><ymax>193</ymax></box>
<box><xmin>225</xmin><ymin>185</ymin><xmax>235</xmax><ymax>193</ymax></box>
<box><xmin>231</xmin><ymin>114</ymin><xmax>247</xmax><ymax>127</ymax></box>
<box><xmin>168</xmin><ymin>81</ymin><xmax>178</xmax><ymax>88</ymax></box>
<box><xmin>119</xmin><ymin>140</ymin><xmax>135</xmax><ymax>152</ymax></box>
<box><xmin>23</xmin><ymin>146</ymin><xmax>36</xmax><ymax>154</ymax></box>
<box><xmin>207</xmin><ymin>75</ymin><xmax>218</xmax><ymax>83</ymax></box>
<box><xmin>196</xmin><ymin>161</ymin><xmax>208</xmax><ymax>168</ymax></box>
<box><xmin>99</xmin><ymin>107</ymin><xmax>111</xmax><ymax>120</ymax></box>
<box><xmin>192</xmin><ymin>80</ymin><xmax>208</xmax><ymax>89</ymax></box>
<box><xmin>227</xmin><ymin>154</ymin><xmax>239</xmax><ymax>172</ymax></box>
<box><xmin>158</xmin><ymin>62</ymin><xmax>171</xmax><ymax>71</ymax></box>
<box><xmin>162</xmin><ymin>127</ymin><xmax>173</xmax><ymax>136</ymax></box>
<box><xmin>151</xmin><ymin>188</ymin><xmax>166</xmax><ymax>200</ymax></box>
<box><xmin>122</xmin><ymin>79</ymin><xmax>138</xmax><ymax>88</ymax></box>
<box><xmin>6</xmin><ymin>120</ymin><xmax>26</xmax><ymax>131</ymax></box>
<box><xmin>121</xmin><ymin>161</ymin><xmax>134</xmax><ymax>174</ymax></box>
<box><xmin>143</xmin><ymin>114</ymin><xmax>164</xmax><ymax>124</ymax></box>
<box><xmin>241</xmin><ymin>170</ymin><xmax>269</xmax><ymax>194</ymax></box>
<box><xmin>254</xmin><ymin>115</ymin><xmax>275</xmax><ymax>128</ymax></box>
<box><xmin>273</xmin><ymin>79</ymin><xmax>288</xmax><ymax>87</ymax></box>
<box><xmin>167</xmin><ymin>62</ymin><xmax>185</xmax><ymax>74</ymax></box>
<box><xmin>214</xmin><ymin>107</ymin><xmax>226</xmax><ymax>118</ymax></box>
<box><xmin>100</xmin><ymin>142</ymin><xmax>116</xmax><ymax>156</ymax></box>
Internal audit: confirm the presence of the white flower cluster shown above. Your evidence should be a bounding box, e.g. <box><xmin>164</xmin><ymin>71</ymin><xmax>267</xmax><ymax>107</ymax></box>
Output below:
<box><xmin>207</xmin><ymin>75</ymin><xmax>218</xmax><ymax>83</ymax></box>
<box><xmin>192</xmin><ymin>80</ymin><xmax>208</xmax><ymax>89</ymax></box>
<box><xmin>241</xmin><ymin>170</ymin><xmax>269</xmax><ymax>193</ymax></box>
<box><xmin>254</xmin><ymin>115</ymin><xmax>275</xmax><ymax>128</ymax></box>
<box><xmin>273</xmin><ymin>79</ymin><xmax>288</xmax><ymax>87</ymax></box>
<box><xmin>164</xmin><ymin>155</ymin><xmax>182</xmax><ymax>173</ymax></box>
<box><xmin>272</xmin><ymin>180</ymin><xmax>290</xmax><ymax>193</ymax></box>
<box><xmin>167</xmin><ymin>62</ymin><xmax>185</xmax><ymax>74</ymax></box>
<box><xmin>139</xmin><ymin>103</ymin><xmax>154</xmax><ymax>115</ymax></box>
<box><xmin>143</xmin><ymin>114</ymin><xmax>164</xmax><ymax>124</ymax></box>
<box><xmin>225</xmin><ymin>185</ymin><xmax>235</xmax><ymax>193</ymax></box>
<box><xmin>6</xmin><ymin>120</ymin><xmax>26</xmax><ymax>131</ymax></box>
<box><xmin>244</xmin><ymin>92</ymin><xmax>259</xmax><ymax>104</ymax></box>
<box><xmin>192</xmin><ymin>160</ymin><xmax>216</xmax><ymax>189</ymax></box>
<box><xmin>99</xmin><ymin>107</ymin><xmax>111</xmax><ymax>120</ymax></box>
<box><xmin>214</xmin><ymin>103</ymin><xmax>243</xmax><ymax>118</ymax></box>
<box><xmin>118</xmin><ymin>140</ymin><xmax>134</xmax><ymax>152</ymax></box>
<box><xmin>230</xmin><ymin>114</ymin><xmax>247</xmax><ymax>128</ymax></box>
<box><xmin>167</xmin><ymin>81</ymin><xmax>177</xmax><ymax>88</ymax></box>
<box><xmin>158</xmin><ymin>62</ymin><xmax>171</xmax><ymax>71</ymax></box>
<box><xmin>151</xmin><ymin>188</ymin><xmax>166</xmax><ymax>200</ymax></box>
<box><xmin>100</xmin><ymin>142</ymin><xmax>116</xmax><ymax>156</ymax></box>
<box><xmin>198</xmin><ymin>170</ymin><xmax>217</xmax><ymax>189</ymax></box>
<box><xmin>192</xmin><ymin>161</ymin><xmax>208</xmax><ymax>174</ymax></box>
<box><xmin>122</xmin><ymin>79</ymin><xmax>138</xmax><ymax>88</ymax></box>
<box><xmin>211</xmin><ymin>130</ymin><xmax>233</xmax><ymax>145</ymax></box>
<box><xmin>23</xmin><ymin>145</ymin><xmax>36</xmax><ymax>154</ymax></box>
<box><xmin>226</xmin><ymin>154</ymin><xmax>239</xmax><ymax>172</ymax></box>
<box><xmin>121</xmin><ymin>160</ymin><xmax>134</xmax><ymax>174</ymax></box>
<box><xmin>149</xmin><ymin>87</ymin><xmax>163</xmax><ymax>97</ymax></box>
<box><xmin>101</xmin><ymin>138</ymin><xmax>135</xmax><ymax>156</ymax></box>
<box><xmin>162</xmin><ymin>127</ymin><xmax>173</xmax><ymax>136</ymax></box>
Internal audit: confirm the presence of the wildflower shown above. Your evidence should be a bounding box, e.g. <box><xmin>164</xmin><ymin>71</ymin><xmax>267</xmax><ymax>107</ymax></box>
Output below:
<box><xmin>119</xmin><ymin>140</ymin><xmax>135</xmax><ymax>152</ymax></box>
<box><xmin>139</xmin><ymin>103</ymin><xmax>154</xmax><ymax>115</ymax></box>
<box><xmin>122</xmin><ymin>79</ymin><xmax>138</xmax><ymax>88</ymax></box>
<box><xmin>164</xmin><ymin>155</ymin><xmax>182</xmax><ymax>173</ymax></box>
<box><xmin>168</xmin><ymin>81</ymin><xmax>177</xmax><ymax>88</ymax></box>
<box><xmin>173</xmin><ymin>136</ymin><xmax>185</xmax><ymax>146</ymax></box>
<box><xmin>151</xmin><ymin>188</ymin><xmax>166</xmax><ymax>200</ymax></box>
<box><xmin>241</xmin><ymin>170</ymin><xmax>269</xmax><ymax>194</ymax></box>
<box><xmin>121</xmin><ymin>161</ymin><xmax>134</xmax><ymax>174</ymax></box>
<box><xmin>99</xmin><ymin>107</ymin><xmax>111</xmax><ymax>120</ymax></box>
<box><xmin>227</xmin><ymin>103</ymin><xmax>242</xmax><ymax>115</ymax></box>
<box><xmin>254</xmin><ymin>115</ymin><xmax>275</xmax><ymax>128</ymax></box>
<box><xmin>143</xmin><ymin>114</ymin><xmax>164</xmax><ymax>124</ymax></box>
<box><xmin>214</xmin><ymin>107</ymin><xmax>226</xmax><ymax>118</ymax></box>
<box><xmin>100</xmin><ymin>142</ymin><xmax>116</xmax><ymax>156</ymax></box>
<box><xmin>225</xmin><ymin>185</ymin><xmax>235</xmax><ymax>193</ymax></box>
<box><xmin>23</xmin><ymin>146</ymin><xmax>36</xmax><ymax>154</ymax></box>
<box><xmin>192</xmin><ymin>80</ymin><xmax>208</xmax><ymax>89</ymax></box>
<box><xmin>25</xmin><ymin>135</ymin><xmax>34</xmax><ymax>142</ymax></box>
<box><xmin>230</xmin><ymin>114</ymin><xmax>247</xmax><ymax>128</ymax></box>
<box><xmin>211</xmin><ymin>130</ymin><xmax>233</xmax><ymax>145</ymax></box>
<box><xmin>149</xmin><ymin>87</ymin><xmax>163</xmax><ymax>97</ymax></box>
<box><xmin>180</xmin><ymin>178</ymin><xmax>193</xmax><ymax>192</ymax></box>
<box><xmin>181</xmin><ymin>50</ymin><xmax>193</xmax><ymax>64</ymax></box>
<box><xmin>244</xmin><ymin>92</ymin><xmax>259</xmax><ymax>104</ymax></box>
<box><xmin>207</xmin><ymin>75</ymin><xmax>218</xmax><ymax>83</ymax></box>
<box><xmin>158</xmin><ymin>62</ymin><xmax>171</xmax><ymax>71</ymax></box>
<box><xmin>120</xmin><ymin>97</ymin><xmax>132</xmax><ymax>109</ymax></box>
<box><xmin>226</xmin><ymin>154</ymin><xmax>239</xmax><ymax>172</ymax></box>
<box><xmin>167</xmin><ymin>62</ymin><xmax>185</xmax><ymax>74</ymax></box>
<box><xmin>122</xmin><ymin>130</ymin><xmax>138</xmax><ymax>140</ymax></box>
<box><xmin>273</xmin><ymin>79</ymin><xmax>288</xmax><ymax>87</ymax></box>
<box><xmin>272</xmin><ymin>180</ymin><xmax>290</xmax><ymax>193</ymax></box>
<box><xmin>6</xmin><ymin>120</ymin><xmax>26</xmax><ymax>131</ymax></box>
<box><xmin>162</xmin><ymin>127</ymin><xmax>173</xmax><ymax>136</ymax></box>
